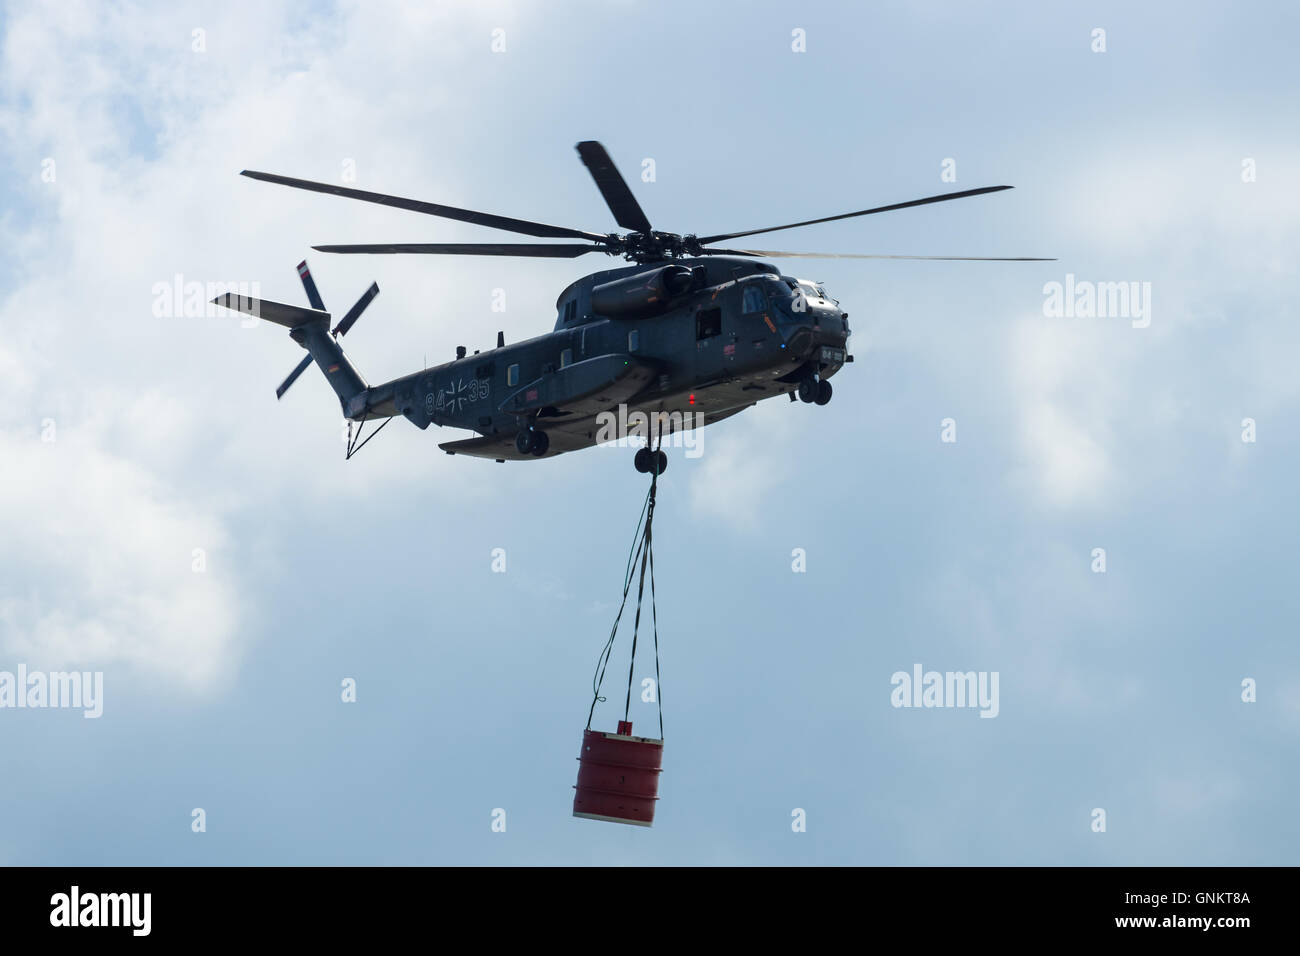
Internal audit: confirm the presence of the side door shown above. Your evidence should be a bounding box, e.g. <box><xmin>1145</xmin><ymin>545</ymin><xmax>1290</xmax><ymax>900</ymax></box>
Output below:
<box><xmin>691</xmin><ymin>286</ymin><xmax>729</xmax><ymax>384</ymax></box>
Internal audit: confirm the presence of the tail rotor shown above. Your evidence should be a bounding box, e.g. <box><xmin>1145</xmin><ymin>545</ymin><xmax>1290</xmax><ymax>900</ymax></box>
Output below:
<box><xmin>274</xmin><ymin>260</ymin><xmax>379</xmax><ymax>401</ymax></box>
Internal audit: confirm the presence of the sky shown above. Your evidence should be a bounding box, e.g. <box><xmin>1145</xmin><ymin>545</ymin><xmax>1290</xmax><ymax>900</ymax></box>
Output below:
<box><xmin>1</xmin><ymin>0</ymin><xmax>1297</xmax><ymax>865</ymax></box>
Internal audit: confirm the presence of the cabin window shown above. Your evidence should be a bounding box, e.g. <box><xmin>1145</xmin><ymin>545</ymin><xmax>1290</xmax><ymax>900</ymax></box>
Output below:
<box><xmin>742</xmin><ymin>285</ymin><xmax>766</xmax><ymax>314</ymax></box>
<box><xmin>475</xmin><ymin>362</ymin><xmax>495</xmax><ymax>380</ymax></box>
<box><xmin>560</xmin><ymin>348</ymin><xmax>573</xmax><ymax>368</ymax></box>
<box><xmin>696</xmin><ymin>307</ymin><xmax>722</xmax><ymax>340</ymax></box>
<box><xmin>507</xmin><ymin>363</ymin><xmax>519</xmax><ymax>387</ymax></box>
<box><xmin>628</xmin><ymin>330</ymin><xmax>639</xmax><ymax>352</ymax></box>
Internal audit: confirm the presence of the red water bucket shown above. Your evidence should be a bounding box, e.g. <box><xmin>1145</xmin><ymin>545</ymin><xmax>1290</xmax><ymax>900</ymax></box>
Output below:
<box><xmin>572</xmin><ymin>720</ymin><xmax>664</xmax><ymax>827</ymax></box>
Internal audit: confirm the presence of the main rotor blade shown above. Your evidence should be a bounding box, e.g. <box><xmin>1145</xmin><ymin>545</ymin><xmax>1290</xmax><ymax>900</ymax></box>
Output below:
<box><xmin>696</xmin><ymin>185</ymin><xmax>1016</xmax><ymax>244</ymax></box>
<box><xmin>312</xmin><ymin>242</ymin><xmax>605</xmax><ymax>258</ymax></box>
<box><xmin>241</xmin><ymin>171</ymin><xmax>606</xmax><ymax>241</ymax></box>
<box><xmin>575</xmin><ymin>141</ymin><xmax>653</xmax><ymax>234</ymax></box>
<box><xmin>296</xmin><ymin>260</ymin><xmax>325</xmax><ymax>311</ymax></box>
<box><xmin>724</xmin><ymin>248</ymin><xmax>1056</xmax><ymax>261</ymax></box>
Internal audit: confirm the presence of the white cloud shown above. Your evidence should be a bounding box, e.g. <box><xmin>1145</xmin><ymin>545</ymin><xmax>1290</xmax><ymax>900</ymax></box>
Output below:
<box><xmin>688</xmin><ymin>399</ymin><xmax>799</xmax><ymax>531</ymax></box>
<box><xmin>0</xmin><ymin>402</ymin><xmax>241</xmax><ymax>688</ymax></box>
<box><xmin>1006</xmin><ymin>318</ymin><xmax>1117</xmax><ymax>508</ymax></box>
<box><xmin>999</xmin><ymin>133</ymin><xmax>1300</xmax><ymax>510</ymax></box>
<box><xmin>0</xmin><ymin>0</ymin><xmax>536</xmax><ymax>693</ymax></box>
<box><xmin>1053</xmin><ymin>138</ymin><xmax>1300</xmax><ymax>266</ymax></box>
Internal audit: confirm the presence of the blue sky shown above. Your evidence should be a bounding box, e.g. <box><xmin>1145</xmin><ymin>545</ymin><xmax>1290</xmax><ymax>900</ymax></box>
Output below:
<box><xmin>1</xmin><ymin>0</ymin><xmax>1297</xmax><ymax>864</ymax></box>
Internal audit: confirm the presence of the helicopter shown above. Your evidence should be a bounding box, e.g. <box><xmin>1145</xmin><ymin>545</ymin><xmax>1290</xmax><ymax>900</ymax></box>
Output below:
<box><xmin>213</xmin><ymin>141</ymin><xmax>1050</xmax><ymax>472</ymax></box>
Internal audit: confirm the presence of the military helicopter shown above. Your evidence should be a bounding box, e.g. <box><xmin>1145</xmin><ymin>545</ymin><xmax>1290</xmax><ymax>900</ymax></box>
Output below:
<box><xmin>214</xmin><ymin>141</ymin><xmax>1049</xmax><ymax>471</ymax></box>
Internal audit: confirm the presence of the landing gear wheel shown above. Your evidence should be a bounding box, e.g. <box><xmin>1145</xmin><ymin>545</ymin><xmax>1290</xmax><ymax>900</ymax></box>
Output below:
<box><xmin>515</xmin><ymin>427</ymin><xmax>548</xmax><ymax>456</ymax></box>
<box><xmin>634</xmin><ymin>447</ymin><xmax>652</xmax><ymax>473</ymax></box>
<box><xmin>655</xmin><ymin>450</ymin><xmax>668</xmax><ymax>475</ymax></box>
<box><xmin>798</xmin><ymin>377</ymin><xmax>818</xmax><ymax>403</ymax></box>
<box><xmin>815</xmin><ymin>379</ymin><xmax>833</xmax><ymax>406</ymax></box>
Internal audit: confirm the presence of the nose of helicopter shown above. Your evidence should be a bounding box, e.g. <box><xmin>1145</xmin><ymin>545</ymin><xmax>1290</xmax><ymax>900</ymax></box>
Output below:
<box><xmin>786</xmin><ymin>325</ymin><xmax>848</xmax><ymax>365</ymax></box>
<box><xmin>784</xmin><ymin>302</ymin><xmax>849</xmax><ymax>360</ymax></box>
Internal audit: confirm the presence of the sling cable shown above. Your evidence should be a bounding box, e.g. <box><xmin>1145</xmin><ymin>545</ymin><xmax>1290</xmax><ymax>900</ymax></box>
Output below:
<box><xmin>573</xmin><ymin>441</ymin><xmax>667</xmax><ymax>827</ymax></box>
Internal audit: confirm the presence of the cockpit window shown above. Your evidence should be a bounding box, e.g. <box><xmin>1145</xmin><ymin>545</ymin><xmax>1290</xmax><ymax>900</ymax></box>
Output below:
<box><xmin>792</xmin><ymin>280</ymin><xmax>835</xmax><ymax>304</ymax></box>
<box><xmin>742</xmin><ymin>284</ymin><xmax>767</xmax><ymax>314</ymax></box>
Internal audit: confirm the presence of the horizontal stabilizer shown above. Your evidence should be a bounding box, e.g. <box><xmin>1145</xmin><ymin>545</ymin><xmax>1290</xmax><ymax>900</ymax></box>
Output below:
<box><xmin>211</xmin><ymin>293</ymin><xmax>329</xmax><ymax>329</ymax></box>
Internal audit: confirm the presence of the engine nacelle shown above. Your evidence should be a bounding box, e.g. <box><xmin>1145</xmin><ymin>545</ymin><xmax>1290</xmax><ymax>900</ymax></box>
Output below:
<box><xmin>590</xmin><ymin>265</ymin><xmax>696</xmax><ymax>319</ymax></box>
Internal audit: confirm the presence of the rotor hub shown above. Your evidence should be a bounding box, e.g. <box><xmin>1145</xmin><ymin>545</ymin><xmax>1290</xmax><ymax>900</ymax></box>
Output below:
<box><xmin>607</xmin><ymin>231</ymin><xmax>708</xmax><ymax>263</ymax></box>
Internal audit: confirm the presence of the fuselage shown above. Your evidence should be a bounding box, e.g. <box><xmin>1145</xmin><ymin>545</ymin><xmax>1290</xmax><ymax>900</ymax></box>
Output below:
<box><xmin>351</xmin><ymin>256</ymin><xmax>850</xmax><ymax>460</ymax></box>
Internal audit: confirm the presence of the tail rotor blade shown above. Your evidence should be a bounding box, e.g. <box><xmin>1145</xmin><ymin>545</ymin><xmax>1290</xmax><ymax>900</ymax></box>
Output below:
<box><xmin>276</xmin><ymin>354</ymin><xmax>313</xmax><ymax>400</ymax></box>
<box><xmin>296</xmin><ymin>260</ymin><xmax>326</xmax><ymax>311</ymax></box>
<box><xmin>333</xmin><ymin>282</ymin><xmax>379</xmax><ymax>337</ymax></box>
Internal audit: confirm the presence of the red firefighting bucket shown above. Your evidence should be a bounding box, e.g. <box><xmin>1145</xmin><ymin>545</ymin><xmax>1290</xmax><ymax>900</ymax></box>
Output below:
<box><xmin>572</xmin><ymin>720</ymin><xmax>664</xmax><ymax>827</ymax></box>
